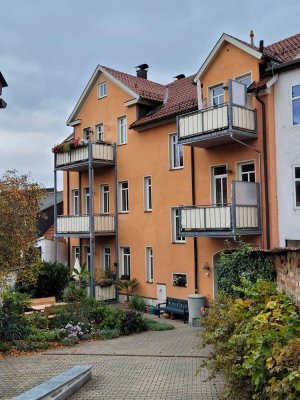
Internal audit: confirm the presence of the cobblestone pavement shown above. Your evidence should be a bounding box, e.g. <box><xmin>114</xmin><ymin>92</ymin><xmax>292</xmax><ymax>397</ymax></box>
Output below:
<box><xmin>0</xmin><ymin>318</ymin><xmax>224</xmax><ymax>399</ymax></box>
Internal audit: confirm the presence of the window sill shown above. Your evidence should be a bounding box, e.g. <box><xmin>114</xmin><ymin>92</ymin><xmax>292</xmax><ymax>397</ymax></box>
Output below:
<box><xmin>118</xmin><ymin>211</ymin><xmax>129</xmax><ymax>214</ymax></box>
<box><xmin>169</xmin><ymin>166</ymin><xmax>184</xmax><ymax>171</ymax></box>
<box><xmin>172</xmin><ymin>241</ymin><xmax>186</xmax><ymax>244</ymax></box>
<box><xmin>98</xmin><ymin>95</ymin><xmax>107</xmax><ymax>100</ymax></box>
<box><xmin>144</xmin><ymin>210</ymin><xmax>152</xmax><ymax>213</ymax></box>
<box><xmin>117</xmin><ymin>142</ymin><xmax>127</xmax><ymax>146</ymax></box>
<box><xmin>146</xmin><ymin>281</ymin><xmax>153</xmax><ymax>284</ymax></box>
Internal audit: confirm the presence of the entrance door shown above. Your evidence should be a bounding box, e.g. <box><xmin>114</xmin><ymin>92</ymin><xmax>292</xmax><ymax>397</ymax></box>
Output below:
<box><xmin>212</xmin><ymin>166</ymin><xmax>228</xmax><ymax>205</ymax></box>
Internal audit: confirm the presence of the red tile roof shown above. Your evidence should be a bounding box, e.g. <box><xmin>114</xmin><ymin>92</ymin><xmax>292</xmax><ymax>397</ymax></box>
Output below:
<box><xmin>264</xmin><ymin>33</ymin><xmax>300</xmax><ymax>62</ymax></box>
<box><xmin>130</xmin><ymin>75</ymin><xmax>197</xmax><ymax>129</ymax></box>
<box><xmin>247</xmin><ymin>77</ymin><xmax>272</xmax><ymax>93</ymax></box>
<box><xmin>101</xmin><ymin>66</ymin><xmax>165</xmax><ymax>103</ymax></box>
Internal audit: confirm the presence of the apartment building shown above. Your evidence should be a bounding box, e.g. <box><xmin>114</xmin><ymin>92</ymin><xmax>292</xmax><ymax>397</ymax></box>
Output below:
<box><xmin>54</xmin><ymin>32</ymin><xmax>300</xmax><ymax>302</ymax></box>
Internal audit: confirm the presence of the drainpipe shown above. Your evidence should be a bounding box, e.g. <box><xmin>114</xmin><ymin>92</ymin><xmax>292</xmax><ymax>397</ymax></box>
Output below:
<box><xmin>255</xmin><ymin>89</ymin><xmax>271</xmax><ymax>249</ymax></box>
<box><xmin>113</xmin><ymin>144</ymin><xmax>119</xmax><ymax>302</ymax></box>
<box><xmin>54</xmin><ymin>154</ymin><xmax>58</xmax><ymax>263</ymax></box>
<box><xmin>230</xmin><ymin>133</ymin><xmax>264</xmax><ymax>249</ymax></box>
<box><xmin>191</xmin><ymin>146</ymin><xmax>198</xmax><ymax>294</ymax></box>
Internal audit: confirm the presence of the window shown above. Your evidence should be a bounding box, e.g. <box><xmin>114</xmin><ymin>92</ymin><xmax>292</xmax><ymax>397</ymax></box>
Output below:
<box><xmin>98</xmin><ymin>82</ymin><xmax>107</xmax><ymax>98</ymax></box>
<box><xmin>117</xmin><ymin>116</ymin><xmax>127</xmax><ymax>145</ymax></box>
<box><xmin>144</xmin><ymin>176</ymin><xmax>152</xmax><ymax>211</ymax></box>
<box><xmin>119</xmin><ymin>181</ymin><xmax>129</xmax><ymax>212</ymax></box>
<box><xmin>172</xmin><ymin>273</ymin><xmax>187</xmax><ymax>287</ymax></box>
<box><xmin>72</xmin><ymin>246</ymin><xmax>80</xmax><ymax>267</ymax></box>
<box><xmin>95</xmin><ymin>123</ymin><xmax>104</xmax><ymax>142</ymax></box>
<box><xmin>83</xmin><ymin>187</ymin><xmax>90</xmax><ymax>214</ymax></box>
<box><xmin>170</xmin><ymin>134</ymin><xmax>183</xmax><ymax>169</ymax></box>
<box><xmin>83</xmin><ymin>127</ymin><xmax>91</xmax><ymax>141</ymax></box>
<box><xmin>212</xmin><ymin>166</ymin><xmax>228</xmax><ymax>205</ymax></box>
<box><xmin>100</xmin><ymin>184</ymin><xmax>110</xmax><ymax>214</ymax></box>
<box><xmin>236</xmin><ymin>73</ymin><xmax>252</xmax><ymax>87</ymax></box>
<box><xmin>102</xmin><ymin>247</ymin><xmax>111</xmax><ymax>272</ymax></box>
<box><xmin>120</xmin><ymin>247</ymin><xmax>131</xmax><ymax>276</ymax></box>
<box><xmin>210</xmin><ymin>85</ymin><xmax>224</xmax><ymax>106</ymax></box>
<box><xmin>85</xmin><ymin>246</ymin><xmax>91</xmax><ymax>272</ymax></box>
<box><xmin>292</xmin><ymin>84</ymin><xmax>300</xmax><ymax>125</ymax></box>
<box><xmin>172</xmin><ymin>208</ymin><xmax>185</xmax><ymax>243</ymax></box>
<box><xmin>71</xmin><ymin>189</ymin><xmax>79</xmax><ymax>215</ymax></box>
<box><xmin>239</xmin><ymin>162</ymin><xmax>255</xmax><ymax>182</ymax></box>
<box><xmin>146</xmin><ymin>247</ymin><xmax>154</xmax><ymax>283</ymax></box>
<box><xmin>294</xmin><ymin>166</ymin><xmax>300</xmax><ymax>207</ymax></box>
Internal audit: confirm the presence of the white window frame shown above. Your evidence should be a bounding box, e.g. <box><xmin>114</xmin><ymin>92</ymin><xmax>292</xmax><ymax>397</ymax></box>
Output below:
<box><xmin>145</xmin><ymin>247</ymin><xmax>154</xmax><ymax>283</ymax></box>
<box><xmin>98</xmin><ymin>81</ymin><xmax>107</xmax><ymax>99</ymax></box>
<box><xmin>169</xmin><ymin>133</ymin><xmax>184</xmax><ymax>169</ymax></box>
<box><xmin>120</xmin><ymin>247</ymin><xmax>131</xmax><ymax>276</ymax></box>
<box><xmin>83</xmin><ymin>187</ymin><xmax>90</xmax><ymax>214</ymax></box>
<box><xmin>294</xmin><ymin>165</ymin><xmax>300</xmax><ymax>209</ymax></box>
<box><xmin>171</xmin><ymin>207</ymin><xmax>185</xmax><ymax>243</ymax></box>
<box><xmin>292</xmin><ymin>84</ymin><xmax>300</xmax><ymax>126</ymax></box>
<box><xmin>102</xmin><ymin>247</ymin><xmax>111</xmax><ymax>272</ymax></box>
<box><xmin>83</xmin><ymin>127</ymin><xmax>91</xmax><ymax>141</ymax></box>
<box><xmin>144</xmin><ymin>176</ymin><xmax>152</xmax><ymax>211</ymax></box>
<box><xmin>72</xmin><ymin>246</ymin><xmax>80</xmax><ymax>267</ymax></box>
<box><xmin>119</xmin><ymin>181</ymin><xmax>129</xmax><ymax>213</ymax></box>
<box><xmin>209</xmin><ymin>83</ymin><xmax>225</xmax><ymax>107</ymax></box>
<box><xmin>117</xmin><ymin>116</ymin><xmax>127</xmax><ymax>145</ymax></box>
<box><xmin>211</xmin><ymin>165</ymin><xmax>228</xmax><ymax>205</ymax></box>
<box><xmin>95</xmin><ymin>123</ymin><xmax>104</xmax><ymax>142</ymax></box>
<box><xmin>235</xmin><ymin>72</ymin><xmax>252</xmax><ymax>87</ymax></box>
<box><xmin>237</xmin><ymin>160</ymin><xmax>256</xmax><ymax>182</ymax></box>
<box><xmin>84</xmin><ymin>246</ymin><xmax>91</xmax><ymax>272</ymax></box>
<box><xmin>71</xmin><ymin>189</ymin><xmax>79</xmax><ymax>215</ymax></box>
<box><xmin>100</xmin><ymin>184</ymin><xmax>110</xmax><ymax>214</ymax></box>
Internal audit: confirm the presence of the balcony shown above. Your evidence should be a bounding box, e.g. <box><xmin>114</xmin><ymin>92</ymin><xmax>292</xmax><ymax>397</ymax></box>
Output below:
<box><xmin>177</xmin><ymin>103</ymin><xmax>257</xmax><ymax>148</ymax></box>
<box><xmin>55</xmin><ymin>142</ymin><xmax>114</xmax><ymax>171</ymax></box>
<box><xmin>178</xmin><ymin>181</ymin><xmax>261</xmax><ymax>238</ymax></box>
<box><xmin>56</xmin><ymin>214</ymin><xmax>115</xmax><ymax>237</ymax></box>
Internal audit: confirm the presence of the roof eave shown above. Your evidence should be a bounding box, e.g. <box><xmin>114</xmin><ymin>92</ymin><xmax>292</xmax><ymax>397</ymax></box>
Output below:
<box><xmin>193</xmin><ymin>33</ymin><xmax>263</xmax><ymax>83</ymax></box>
<box><xmin>66</xmin><ymin>65</ymin><xmax>140</xmax><ymax>126</ymax></box>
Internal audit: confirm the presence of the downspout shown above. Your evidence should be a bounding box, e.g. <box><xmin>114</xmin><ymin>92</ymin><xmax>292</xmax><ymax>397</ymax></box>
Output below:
<box><xmin>66</xmin><ymin>171</ymin><xmax>70</xmax><ymax>266</ymax></box>
<box><xmin>230</xmin><ymin>133</ymin><xmax>264</xmax><ymax>249</ymax></box>
<box><xmin>191</xmin><ymin>147</ymin><xmax>198</xmax><ymax>294</ymax></box>
<box><xmin>113</xmin><ymin>144</ymin><xmax>119</xmax><ymax>302</ymax></box>
<box><xmin>255</xmin><ymin>89</ymin><xmax>271</xmax><ymax>249</ymax></box>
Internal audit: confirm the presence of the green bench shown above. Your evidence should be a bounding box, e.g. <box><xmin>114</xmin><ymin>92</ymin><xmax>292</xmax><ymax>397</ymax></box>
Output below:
<box><xmin>157</xmin><ymin>297</ymin><xmax>189</xmax><ymax>323</ymax></box>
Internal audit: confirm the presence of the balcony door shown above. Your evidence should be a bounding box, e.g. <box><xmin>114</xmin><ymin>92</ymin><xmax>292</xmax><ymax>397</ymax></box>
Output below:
<box><xmin>85</xmin><ymin>246</ymin><xmax>91</xmax><ymax>273</ymax></box>
<box><xmin>212</xmin><ymin>166</ymin><xmax>228</xmax><ymax>206</ymax></box>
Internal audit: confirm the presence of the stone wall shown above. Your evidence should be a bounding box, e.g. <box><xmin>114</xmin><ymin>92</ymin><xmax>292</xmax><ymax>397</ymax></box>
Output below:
<box><xmin>272</xmin><ymin>249</ymin><xmax>300</xmax><ymax>309</ymax></box>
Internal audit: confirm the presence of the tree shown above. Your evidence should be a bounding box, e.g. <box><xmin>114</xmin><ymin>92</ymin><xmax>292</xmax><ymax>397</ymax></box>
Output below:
<box><xmin>0</xmin><ymin>170</ymin><xmax>43</xmax><ymax>282</ymax></box>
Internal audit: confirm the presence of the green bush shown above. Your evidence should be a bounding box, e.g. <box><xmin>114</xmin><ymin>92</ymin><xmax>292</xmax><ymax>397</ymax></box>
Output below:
<box><xmin>17</xmin><ymin>261</ymin><xmax>69</xmax><ymax>299</ymax></box>
<box><xmin>0</xmin><ymin>342</ymin><xmax>11</xmax><ymax>353</ymax></box>
<box><xmin>200</xmin><ymin>279</ymin><xmax>300</xmax><ymax>400</ymax></box>
<box><xmin>215</xmin><ymin>243</ymin><xmax>275</xmax><ymax>298</ymax></box>
<box><xmin>27</xmin><ymin>328</ymin><xmax>66</xmax><ymax>342</ymax></box>
<box><xmin>99</xmin><ymin>307</ymin><xmax>125</xmax><ymax>331</ymax></box>
<box><xmin>48</xmin><ymin>307</ymin><xmax>79</xmax><ymax>330</ymax></box>
<box><xmin>97</xmin><ymin>329</ymin><xmax>120</xmax><ymax>340</ymax></box>
<box><xmin>13</xmin><ymin>340</ymin><xmax>51</xmax><ymax>351</ymax></box>
<box><xmin>129</xmin><ymin>294</ymin><xmax>147</xmax><ymax>313</ymax></box>
<box><xmin>63</xmin><ymin>284</ymin><xmax>87</xmax><ymax>303</ymax></box>
<box><xmin>0</xmin><ymin>291</ymin><xmax>31</xmax><ymax>341</ymax></box>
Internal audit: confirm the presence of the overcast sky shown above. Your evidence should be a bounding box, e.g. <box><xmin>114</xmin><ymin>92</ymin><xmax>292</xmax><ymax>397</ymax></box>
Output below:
<box><xmin>0</xmin><ymin>0</ymin><xmax>299</xmax><ymax>188</ymax></box>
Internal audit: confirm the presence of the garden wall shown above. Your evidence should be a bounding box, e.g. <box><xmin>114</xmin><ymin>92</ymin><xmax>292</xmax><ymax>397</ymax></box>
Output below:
<box><xmin>271</xmin><ymin>249</ymin><xmax>300</xmax><ymax>309</ymax></box>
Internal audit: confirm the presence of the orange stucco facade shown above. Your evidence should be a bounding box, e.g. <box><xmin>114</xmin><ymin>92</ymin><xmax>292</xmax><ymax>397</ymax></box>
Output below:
<box><xmin>60</xmin><ymin>38</ymin><xmax>279</xmax><ymax>303</ymax></box>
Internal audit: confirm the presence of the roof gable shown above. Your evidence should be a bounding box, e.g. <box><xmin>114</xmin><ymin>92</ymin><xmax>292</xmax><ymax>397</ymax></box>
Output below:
<box><xmin>193</xmin><ymin>33</ymin><xmax>262</xmax><ymax>82</ymax></box>
<box><xmin>66</xmin><ymin>65</ymin><xmax>165</xmax><ymax>126</ymax></box>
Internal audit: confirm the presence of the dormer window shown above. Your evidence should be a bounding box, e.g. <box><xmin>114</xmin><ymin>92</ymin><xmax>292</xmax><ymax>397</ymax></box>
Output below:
<box><xmin>98</xmin><ymin>82</ymin><xmax>107</xmax><ymax>98</ymax></box>
<box><xmin>210</xmin><ymin>85</ymin><xmax>224</xmax><ymax>107</ymax></box>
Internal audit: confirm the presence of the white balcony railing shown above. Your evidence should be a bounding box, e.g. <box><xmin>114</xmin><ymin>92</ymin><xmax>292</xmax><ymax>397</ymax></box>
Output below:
<box><xmin>57</xmin><ymin>214</ymin><xmax>115</xmax><ymax>234</ymax></box>
<box><xmin>178</xmin><ymin>103</ymin><xmax>256</xmax><ymax>140</ymax></box>
<box><xmin>180</xmin><ymin>205</ymin><xmax>259</xmax><ymax>233</ymax></box>
<box><xmin>55</xmin><ymin>143</ymin><xmax>114</xmax><ymax>168</ymax></box>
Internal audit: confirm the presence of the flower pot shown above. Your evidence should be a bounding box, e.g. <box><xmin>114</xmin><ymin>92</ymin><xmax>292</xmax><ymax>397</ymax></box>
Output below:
<box><xmin>162</xmin><ymin>312</ymin><xmax>171</xmax><ymax>319</ymax></box>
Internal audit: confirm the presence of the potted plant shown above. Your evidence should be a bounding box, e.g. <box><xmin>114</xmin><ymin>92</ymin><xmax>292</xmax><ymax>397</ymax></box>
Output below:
<box><xmin>117</xmin><ymin>278</ymin><xmax>139</xmax><ymax>308</ymax></box>
<box><xmin>95</xmin><ymin>268</ymin><xmax>114</xmax><ymax>288</ymax></box>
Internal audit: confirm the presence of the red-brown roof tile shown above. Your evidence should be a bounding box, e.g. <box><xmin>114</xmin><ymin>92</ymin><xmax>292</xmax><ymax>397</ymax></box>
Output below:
<box><xmin>101</xmin><ymin>66</ymin><xmax>165</xmax><ymax>102</ymax></box>
<box><xmin>130</xmin><ymin>75</ymin><xmax>197</xmax><ymax>129</ymax></box>
<box><xmin>247</xmin><ymin>77</ymin><xmax>272</xmax><ymax>92</ymax></box>
<box><xmin>264</xmin><ymin>33</ymin><xmax>300</xmax><ymax>62</ymax></box>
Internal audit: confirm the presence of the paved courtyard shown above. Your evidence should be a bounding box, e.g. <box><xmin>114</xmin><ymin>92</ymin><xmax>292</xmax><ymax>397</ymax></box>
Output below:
<box><xmin>0</xmin><ymin>319</ymin><xmax>223</xmax><ymax>399</ymax></box>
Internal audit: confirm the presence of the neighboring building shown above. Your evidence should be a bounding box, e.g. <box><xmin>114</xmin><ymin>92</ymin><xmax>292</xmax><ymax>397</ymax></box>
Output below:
<box><xmin>53</xmin><ymin>32</ymin><xmax>300</xmax><ymax>302</ymax></box>
<box><xmin>272</xmin><ymin>56</ymin><xmax>300</xmax><ymax>247</ymax></box>
<box><xmin>0</xmin><ymin>71</ymin><xmax>8</xmax><ymax>109</ymax></box>
<box><xmin>37</xmin><ymin>189</ymin><xmax>67</xmax><ymax>264</ymax></box>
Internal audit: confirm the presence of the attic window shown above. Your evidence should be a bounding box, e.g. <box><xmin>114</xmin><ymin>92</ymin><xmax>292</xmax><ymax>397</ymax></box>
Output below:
<box><xmin>98</xmin><ymin>82</ymin><xmax>107</xmax><ymax>99</ymax></box>
<box><xmin>236</xmin><ymin>73</ymin><xmax>252</xmax><ymax>87</ymax></box>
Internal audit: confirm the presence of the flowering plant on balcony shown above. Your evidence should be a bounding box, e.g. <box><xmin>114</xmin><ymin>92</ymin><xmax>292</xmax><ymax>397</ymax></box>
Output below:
<box><xmin>52</xmin><ymin>137</ymin><xmax>88</xmax><ymax>153</ymax></box>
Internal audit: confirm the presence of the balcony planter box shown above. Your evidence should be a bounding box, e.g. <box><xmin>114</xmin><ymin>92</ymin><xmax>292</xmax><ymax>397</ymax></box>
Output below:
<box><xmin>97</xmin><ymin>279</ymin><xmax>113</xmax><ymax>288</ymax></box>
